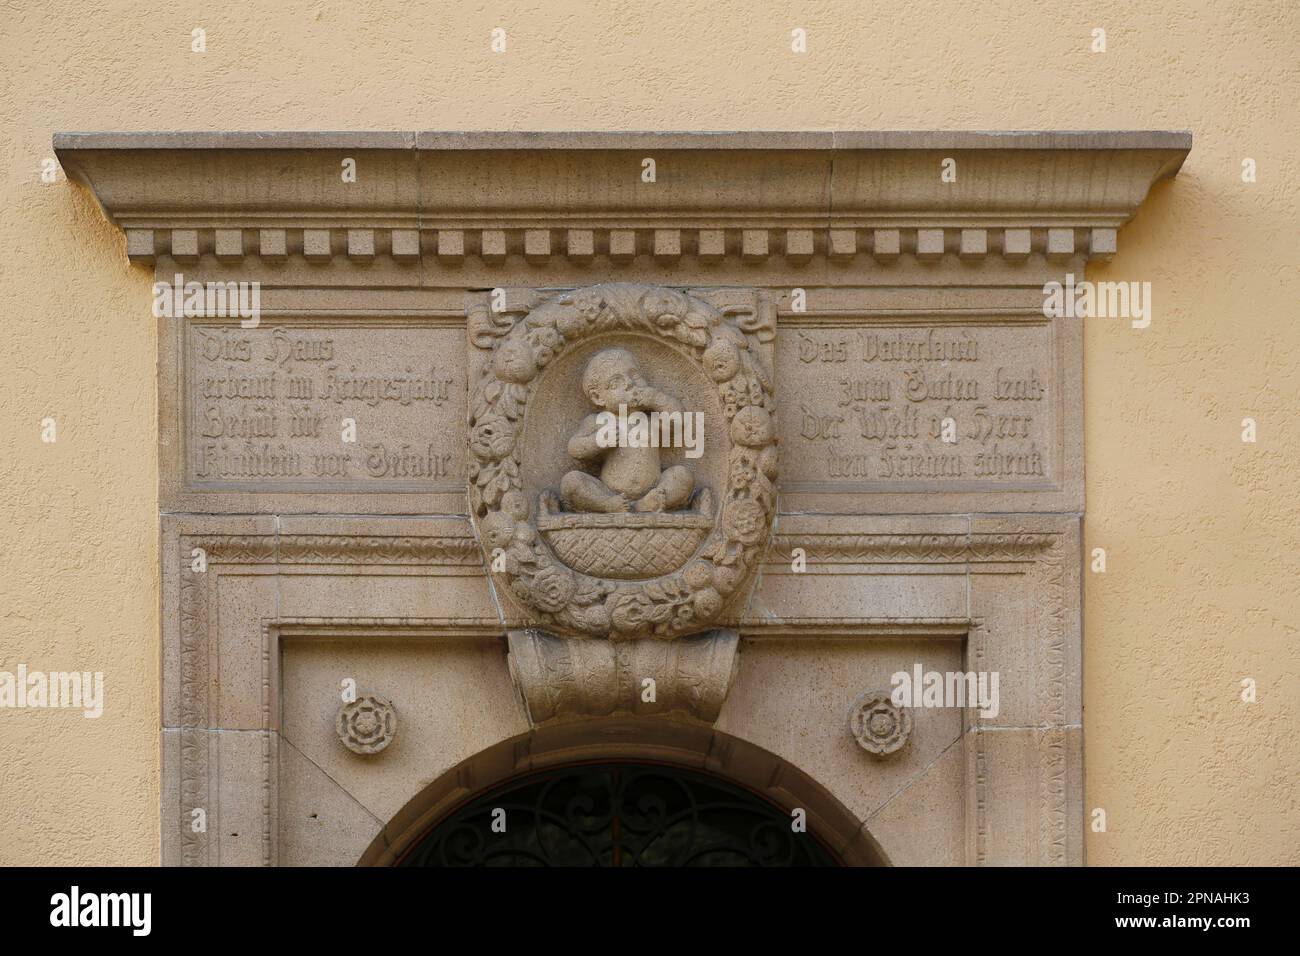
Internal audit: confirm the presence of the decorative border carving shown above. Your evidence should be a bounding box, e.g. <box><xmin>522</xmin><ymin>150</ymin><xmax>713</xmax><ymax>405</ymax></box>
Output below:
<box><xmin>177</xmin><ymin>551</ymin><xmax>210</xmax><ymax>868</ymax></box>
<box><xmin>770</xmin><ymin>531</ymin><xmax>1056</xmax><ymax>565</ymax></box>
<box><xmin>1033</xmin><ymin>536</ymin><xmax>1069</xmax><ymax>865</ymax></box>
<box><xmin>966</xmin><ymin>618</ymin><xmax>989</xmax><ymax>867</ymax></box>
<box><xmin>193</xmin><ymin>535</ymin><xmax>480</xmax><ymax>565</ymax></box>
<box><xmin>467</xmin><ymin>283</ymin><xmax>777</xmax><ymax>640</ymax></box>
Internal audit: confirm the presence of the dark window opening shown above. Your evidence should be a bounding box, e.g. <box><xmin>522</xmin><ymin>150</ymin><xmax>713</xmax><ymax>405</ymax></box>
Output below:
<box><xmin>398</xmin><ymin>761</ymin><xmax>842</xmax><ymax>867</ymax></box>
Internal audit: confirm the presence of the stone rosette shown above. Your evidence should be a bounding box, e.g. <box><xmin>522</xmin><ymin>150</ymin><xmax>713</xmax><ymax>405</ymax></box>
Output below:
<box><xmin>336</xmin><ymin>694</ymin><xmax>398</xmax><ymax>755</ymax></box>
<box><xmin>848</xmin><ymin>689</ymin><xmax>912</xmax><ymax>757</ymax></box>
<box><xmin>468</xmin><ymin>283</ymin><xmax>777</xmax><ymax>640</ymax></box>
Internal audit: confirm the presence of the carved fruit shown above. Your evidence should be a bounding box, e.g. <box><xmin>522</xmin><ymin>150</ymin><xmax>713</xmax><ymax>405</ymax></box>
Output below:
<box><xmin>693</xmin><ymin>588</ymin><xmax>723</xmax><ymax>618</ymax></box>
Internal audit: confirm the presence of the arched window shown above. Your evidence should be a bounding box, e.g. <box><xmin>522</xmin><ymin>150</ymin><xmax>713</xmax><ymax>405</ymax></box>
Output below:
<box><xmin>398</xmin><ymin>761</ymin><xmax>841</xmax><ymax>867</ymax></box>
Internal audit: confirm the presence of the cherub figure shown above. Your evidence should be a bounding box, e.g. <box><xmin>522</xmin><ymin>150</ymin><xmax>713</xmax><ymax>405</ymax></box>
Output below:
<box><xmin>561</xmin><ymin>348</ymin><xmax>694</xmax><ymax>513</ymax></box>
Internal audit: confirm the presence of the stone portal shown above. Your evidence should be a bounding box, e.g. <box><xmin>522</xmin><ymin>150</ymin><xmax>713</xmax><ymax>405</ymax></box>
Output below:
<box><xmin>55</xmin><ymin>130</ymin><xmax>1190</xmax><ymax>866</ymax></box>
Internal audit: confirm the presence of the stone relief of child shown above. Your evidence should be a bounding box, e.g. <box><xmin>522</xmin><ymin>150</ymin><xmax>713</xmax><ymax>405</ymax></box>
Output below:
<box><xmin>560</xmin><ymin>348</ymin><xmax>695</xmax><ymax>514</ymax></box>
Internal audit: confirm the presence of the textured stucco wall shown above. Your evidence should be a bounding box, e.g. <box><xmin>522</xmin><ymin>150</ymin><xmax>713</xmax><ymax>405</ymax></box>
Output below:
<box><xmin>1</xmin><ymin>0</ymin><xmax>1296</xmax><ymax>865</ymax></box>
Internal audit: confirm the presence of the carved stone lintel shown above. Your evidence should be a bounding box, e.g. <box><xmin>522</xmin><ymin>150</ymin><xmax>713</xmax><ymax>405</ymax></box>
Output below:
<box><xmin>507</xmin><ymin>628</ymin><xmax>740</xmax><ymax>725</ymax></box>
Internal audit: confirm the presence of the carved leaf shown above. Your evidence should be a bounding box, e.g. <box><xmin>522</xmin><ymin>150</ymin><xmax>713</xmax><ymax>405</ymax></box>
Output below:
<box><xmin>647</xmin><ymin>604</ymin><xmax>674</xmax><ymax>624</ymax></box>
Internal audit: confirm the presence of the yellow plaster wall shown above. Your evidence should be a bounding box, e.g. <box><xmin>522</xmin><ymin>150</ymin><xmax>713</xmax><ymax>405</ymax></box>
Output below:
<box><xmin>1</xmin><ymin>0</ymin><xmax>1295</xmax><ymax>864</ymax></box>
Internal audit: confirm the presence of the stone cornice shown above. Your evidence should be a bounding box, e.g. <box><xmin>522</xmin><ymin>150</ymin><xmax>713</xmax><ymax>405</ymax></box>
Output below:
<box><xmin>55</xmin><ymin>130</ymin><xmax>1189</xmax><ymax>266</ymax></box>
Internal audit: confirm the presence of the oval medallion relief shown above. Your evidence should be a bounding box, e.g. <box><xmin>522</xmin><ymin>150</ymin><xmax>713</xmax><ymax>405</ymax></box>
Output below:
<box><xmin>468</xmin><ymin>283</ymin><xmax>778</xmax><ymax>640</ymax></box>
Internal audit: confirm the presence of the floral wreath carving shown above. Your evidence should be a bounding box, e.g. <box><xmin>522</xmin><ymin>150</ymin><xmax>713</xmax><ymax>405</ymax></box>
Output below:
<box><xmin>468</xmin><ymin>283</ymin><xmax>777</xmax><ymax>640</ymax></box>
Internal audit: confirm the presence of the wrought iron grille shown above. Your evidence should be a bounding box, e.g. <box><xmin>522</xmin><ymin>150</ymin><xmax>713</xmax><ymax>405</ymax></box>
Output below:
<box><xmin>399</xmin><ymin>762</ymin><xmax>841</xmax><ymax>867</ymax></box>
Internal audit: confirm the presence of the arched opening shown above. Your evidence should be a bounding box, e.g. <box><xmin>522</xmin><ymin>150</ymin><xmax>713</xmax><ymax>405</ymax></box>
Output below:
<box><xmin>359</xmin><ymin>719</ymin><xmax>889</xmax><ymax>867</ymax></box>
<box><xmin>398</xmin><ymin>761</ymin><xmax>840</xmax><ymax>867</ymax></box>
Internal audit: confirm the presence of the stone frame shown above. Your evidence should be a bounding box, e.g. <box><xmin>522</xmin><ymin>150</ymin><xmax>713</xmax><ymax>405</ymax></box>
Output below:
<box><xmin>156</xmin><ymin>511</ymin><xmax>1079</xmax><ymax>866</ymax></box>
<box><xmin>57</xmin><ymin>130</ymin><xmax>1188</xmax><ymax>866</ymax></box>
<box><xmin>756</xmin><ymin>513</ymin><xmax>1082</xmax><ymax>865</ymax></box>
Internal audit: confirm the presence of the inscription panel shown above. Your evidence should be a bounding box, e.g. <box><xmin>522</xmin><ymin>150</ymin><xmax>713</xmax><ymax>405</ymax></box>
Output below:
<box><xmin>182</xmin><ymin>322</ymin><xmax>465</xmax><ymax>493</ymax></box>
<box><xmin>777</xmin><ymin>322</ymin><xmax>1060</xmax><ymax>494</ymax></box>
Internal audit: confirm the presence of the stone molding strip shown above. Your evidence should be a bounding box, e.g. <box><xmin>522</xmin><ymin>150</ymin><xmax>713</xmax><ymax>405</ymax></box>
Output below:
<box><xmin>185</xmin><ymin>529</ymin><xmax>1051</xmax><ymax>568</ymax></box>
<box><xmin>768</xmin><ymin>531</ymin><xmax>1058</xmax><ymax>564</ymax></box>
<box><xmin>191</xmin><ymin>534</ymin><xmax>481</xmax><ymax>565</ymax></box>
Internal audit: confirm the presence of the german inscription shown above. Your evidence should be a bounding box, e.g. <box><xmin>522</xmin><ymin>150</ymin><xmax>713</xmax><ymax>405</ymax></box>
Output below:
<box><xmin>778</xmin><ymin>324</ymin><xmax>1055</xmax><ymax>488</ymax></box>
<box><xmin>186</xmin><ymin>323</ymin><xmax>465</xmax><ymax>489</ymax></box>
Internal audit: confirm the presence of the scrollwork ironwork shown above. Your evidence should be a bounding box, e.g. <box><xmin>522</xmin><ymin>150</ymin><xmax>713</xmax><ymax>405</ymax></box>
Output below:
<box><xmin>399</xmin><ymin>763</ymin><xmax>838</xmax><ymax>867</ymax></box>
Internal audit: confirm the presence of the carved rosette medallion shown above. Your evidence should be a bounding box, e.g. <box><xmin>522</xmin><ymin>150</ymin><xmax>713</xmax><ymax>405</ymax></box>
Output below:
<box><xmin>848</xmin><ymin>689</ymin><xmax>912</xmax><ymax>757</ymax></box>
<box><xmin>468</xmin><ymin>283</ymin><xmax>777</xmax><ymax>640</ymax></box>
<box><xmin>336</xmin><ymin>694</ymin><xmax>398</xmax><ymax>755</ymax></box>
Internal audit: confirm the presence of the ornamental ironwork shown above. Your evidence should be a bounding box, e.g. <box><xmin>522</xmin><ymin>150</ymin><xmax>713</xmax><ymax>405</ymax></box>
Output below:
<box><xmin>399</xmin><ymin>762</ymin><xmax>839</xmax><ymax>867</ymax></box>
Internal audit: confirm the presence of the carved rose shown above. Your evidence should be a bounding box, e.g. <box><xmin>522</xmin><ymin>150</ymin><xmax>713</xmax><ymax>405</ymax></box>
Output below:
<box><xmin>337</xmin><ymin>694</ymin><xmax>397</xmax><ymax>756</ymax></box>
<box><xmin>848</xmin><ymin>690</ymin><xmax>912</xmax><ymax>757</ymax></box>
<box><xmin>470</xmin><ymin>416</ymin><xmax>515</xmax><ymax>460</ymax></box>
<box><xmin>722</xmin><ymin>500</ymin><xmax>766</xmax><ymax>546</ymax></box>
<box><xmin>527</xmin><ymin>564</ymin><xmax>577</xmax><ymax>613</ymax></box>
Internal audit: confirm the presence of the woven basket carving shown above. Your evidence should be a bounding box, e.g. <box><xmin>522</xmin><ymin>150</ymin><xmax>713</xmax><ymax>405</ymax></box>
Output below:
<box><xmin>538</xmin><ymin>492</ymin><xmax>714</xmax><ymax>579</ymax></box>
